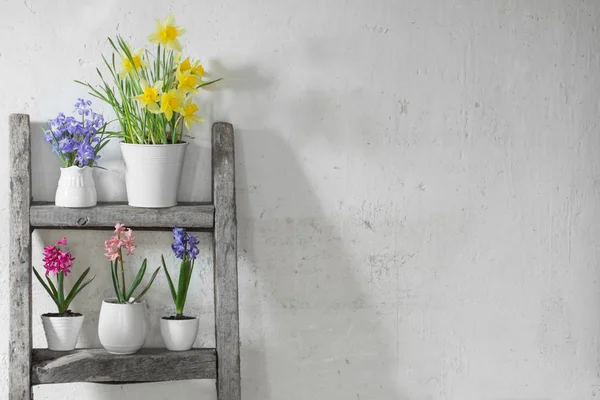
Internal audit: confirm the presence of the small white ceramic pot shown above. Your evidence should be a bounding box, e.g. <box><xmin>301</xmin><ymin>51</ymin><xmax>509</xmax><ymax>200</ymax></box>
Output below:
<box><xmin>98</xmin><ymin>299</ymin><xmax>147</xmax><ymax>355</ymax></box>
<box><xmin>160</xmin><ymin>316</ymin><xmax>199</xmax><ymax>351</ymax></box>
<box><xmin>41</xmin><ymin>314</ymin><xmax>84</xmax><ymax>351</ymax></box>
<box><xmin>120</xmin><ymin>142</ymin><xmax>188</xmax><ymax>208</ymax></box>
<box><xmin>55</xmin><ymin>165</ymin><xmax>97</xmax><ymax>208</ymax></box>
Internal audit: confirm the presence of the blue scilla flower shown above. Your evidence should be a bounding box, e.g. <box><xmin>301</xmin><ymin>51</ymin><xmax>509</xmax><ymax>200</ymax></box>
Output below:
<box><xmin>74</xmin><ymin>98</ymin><xmax>92</xmax><ymax>116</ymax></box>
<box><xmin>75</xmin><ymin>141</ymin><xmax>96</xmax><ymax>166</ymax></box>
<box><xmin>45</xmin><ymin>99</ymin><xmax>107</xmax><ymax>168</ymax></box>
<box><xmin>43</xmin><ymin>129</ymin><xmax>55</xmax><ymax>143</ymax></box>
<box><xmin>73</xmin><ymin>98</ymin><xmax>86</xmax><ymax>109</ymax></box>
<box><xmin>58</xmin><ymin>137</ymin><xmax>75</xmax><ymax>154</ymax></box>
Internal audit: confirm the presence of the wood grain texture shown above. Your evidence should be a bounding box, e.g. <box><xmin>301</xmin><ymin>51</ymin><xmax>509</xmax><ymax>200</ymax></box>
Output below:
<box><xmin>31</xmin><ymin>348</ymin><xmax>217</xmax><ymax>384</ymax></box>
<box><xmin>9</xmin><ymin>114</ymin><xmax>32</xmax><ymax>400</ymax></box>
<box><xmin>30</xmin><ymin>202</ymin><xmax>214</xmax><ymax>230</ymax></box>
<box><xmin>212</xmin><ymin>122</ymin><xmax>241</xmax><ymax>400</ymax></box>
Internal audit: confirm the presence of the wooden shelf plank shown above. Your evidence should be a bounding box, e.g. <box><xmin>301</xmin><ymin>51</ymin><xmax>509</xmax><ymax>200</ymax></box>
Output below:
<box><xmin>31</xmin><ymin>348</ymin><xmax>217</xmax><ymax>384</ymax></box>
<box><xmin>30</xmin><ymin>202</ymin><xmax>214</xmax><ymax>230</ymax></box>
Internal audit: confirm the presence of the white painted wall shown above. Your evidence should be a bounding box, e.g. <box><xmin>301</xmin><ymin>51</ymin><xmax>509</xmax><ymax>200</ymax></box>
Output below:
<box><xmin>1</xmin><ymin>0</ymin><xmax>599</xmax><ymax>399</ymax></box>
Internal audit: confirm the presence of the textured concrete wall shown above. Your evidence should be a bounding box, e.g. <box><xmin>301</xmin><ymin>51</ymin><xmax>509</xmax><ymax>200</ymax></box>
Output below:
<box><xmin>1</xmin><ymin>0</ymin><xmax>600</xmax><ymax>399</ymax></box>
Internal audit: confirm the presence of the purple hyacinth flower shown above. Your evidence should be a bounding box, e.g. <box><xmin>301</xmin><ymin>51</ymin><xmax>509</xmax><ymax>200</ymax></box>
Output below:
<box><xmin>171</xmin><ymin>227</ymin><xmax>187</xmax><ymax>260</ymax></box>
<box><xmin>171</xmin><ymin>227</ymin><xmax>199</xmax><ymax>261</ymax></box>
<box><xmin>186</xmin><ymin>233</ymin><xmax>199</xmax><ymax>260</ymax></box>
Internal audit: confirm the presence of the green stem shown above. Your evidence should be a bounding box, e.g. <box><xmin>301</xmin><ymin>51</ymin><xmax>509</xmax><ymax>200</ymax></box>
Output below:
<box><xmin>119</xmin><ymin>248</ymin><xmax>126</xmax><ymax>302</ymax></box>
<box><xmin>57</xmin><ymin>272</ymin><xmax>65</xmax><ymax>313</ymax></box>
<box><xmin>142</xmin><ymin>112</ymin><xmax>147</xmax><ymax>144</ymax></box>
<box><xmin>175</xmin><ymin>257</ymin><xmax>192</xmax><ymax>316</ymax></box>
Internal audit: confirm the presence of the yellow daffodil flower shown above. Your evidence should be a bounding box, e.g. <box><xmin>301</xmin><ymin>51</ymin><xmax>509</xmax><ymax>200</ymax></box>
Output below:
<box><xmin>178</xmin><ymin>57</ymin><xmax>206</xmax><ymax>78</ymax></box>
<box><xmin>179</xmin><ymin>57</ymin><xmax>192</xmax><ymax>72</ymax></box>
<box><xmin>191</xmin><ymin>62</ymin><xmax>205</xmax><ymax>77</ymax></box>
<box><xmin>176</xmin><ymin>69</ymin><xmax>199</xmax><ymax>94</ymax></box>
<box><xmin>148</xmin><ymin>13</ymin><xmax>186</xmax><ymax>52</ymax></box>
<box><xmin>160</xmin><ymin>89</ymin><xmax>185</xmax><ymax>121</ymax></box>
<box><xmin>180</xmin><ymin>98</ymin><xmax>203</xmax><ymax>129</ymax></box>
<box><xmin>133</xmin><ymin>80</ymin><xmax>163</xmax><ymax>113</ymax></box>
<box><xmin>119</xmin><ymin>49</ymin><xmax>148</xmax><ymax>80</ymax></box>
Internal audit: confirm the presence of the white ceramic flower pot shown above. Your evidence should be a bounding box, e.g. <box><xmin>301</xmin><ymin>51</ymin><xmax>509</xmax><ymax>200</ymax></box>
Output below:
<box><xmin>120</xmin><ymin>142</ymin><xmax>188</xmax><ymax>208</ymax></box>
<box><xmin>41</xmin><ymin>314</ymin><xmax>84</xmax><ymax>351</ymax></box>
<box><xmin>98</xmin><ymin>299</ymin><xmax>147</xmax><ymax>355</ymax></box>
<box><xmin>55</xmin><ymin>166</ymin><xmax>97</xmax><ymax>208</ymax></box>
<box><xmin>160</xmin><ymin>317</ymin><xmax>199</xmax><ymax>351</ymax></box>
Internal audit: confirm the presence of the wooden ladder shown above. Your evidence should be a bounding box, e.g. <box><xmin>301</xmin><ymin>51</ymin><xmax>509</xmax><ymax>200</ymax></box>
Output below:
<box><xmin>8</xmin><ymin>114</ymin><xmax>241</xmax><ymax>400</ymax></box>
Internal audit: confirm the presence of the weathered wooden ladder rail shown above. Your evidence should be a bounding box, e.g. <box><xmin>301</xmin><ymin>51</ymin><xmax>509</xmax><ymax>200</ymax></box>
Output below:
<box><xmin>8</xmin><ymin>114</ymin><xmax>241</xmax><ymax>400</ymax></box>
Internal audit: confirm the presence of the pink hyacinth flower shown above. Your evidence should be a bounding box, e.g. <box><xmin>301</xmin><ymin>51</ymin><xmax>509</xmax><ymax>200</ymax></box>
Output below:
<box><xmin>57</xmin><ymin>250</ymin><xmax>74</xmax><ymax>276</ymax></box>
<box><xmin>121</xmin><ymin>236</ymin><xmax>136</xmax><ymax>255</ymax></box>
<box><xmin>104</xmin><ymin>235</ymin><xmax>121</xmax><ymax>261</ymax></box>
<box><xmin>42</xmin><ymin>238</ymin><xmax>75</xmax><ymax>276</ymax></box>
<box><xmin>105</xmin><ymin>247</ymin><xmax>120</xmax><ymax>262</ymax></box>
<box><xmin>105</xmin><ymin>223</ymin><xmax>136</xmax><ymax>262</ymax></box>
<box><xmin>114</xmin><ymin>223</ymin><xmax>126</xmax><ymax>234</ymax></box>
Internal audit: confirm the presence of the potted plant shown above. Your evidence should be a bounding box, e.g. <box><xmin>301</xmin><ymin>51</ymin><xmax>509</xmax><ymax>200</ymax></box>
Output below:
<box><xmin>44</xmin><ymin>99</ymin><xmax>110</xmax><ymax>208</ymax></box>
<box><xmin>77</xmin><ymin>14</ymin><xmax>221</xmax><ymax>208</ymax></box>
<box><xmin>33</xmin><ymin>237</ymin><xmax>95</xmax><ymax>351</ymax></box>
<box><xmin>98</xmin><ymin>223</ymin><xmax>160</xmax><ymax>354</ymax></box>
<box><xmin>160</xmin><ymin>227</ymin><xmax>200</xmax><ymax>351</ymax></box>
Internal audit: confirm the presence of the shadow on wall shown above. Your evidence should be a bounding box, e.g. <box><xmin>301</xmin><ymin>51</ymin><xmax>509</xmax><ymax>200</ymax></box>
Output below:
<box><xmin>235</xmin><ymin>131</ymin><xmax>406</xmax><ymax>398</ymax></box>
<box><xmin>28</xmin><ymin>56</ymin><xmax>406</xmax><ymax>398</ymax></box>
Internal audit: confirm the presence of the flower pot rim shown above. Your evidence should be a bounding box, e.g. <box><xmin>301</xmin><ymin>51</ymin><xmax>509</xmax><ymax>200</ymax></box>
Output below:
<box><xmin>102</xmin><ymin>298</ymin><xmax>147</xmax><ymax>305</ymax></box>
<box><xmin>41</xmin><ymin>314</ymin><xmax>84</xmax><ymax>319</ymax></box>
<box><xmin>59</xmin><ymin>165</ymin><xmax>93</xmax><ymax>170</ymax></box>
<box><xmin>120</xmin><ymin>141</ymin><xmax>188</xmax><ymax>147</ymax></box>
<box><xmin>161</xmin><ymin>315</ymin><xmax>199</xmax><ymax>320</ymax></box>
